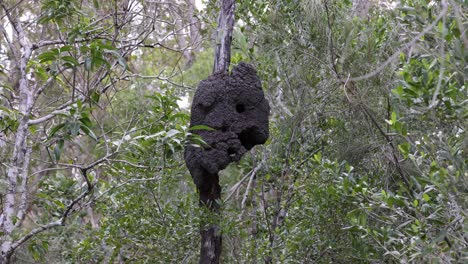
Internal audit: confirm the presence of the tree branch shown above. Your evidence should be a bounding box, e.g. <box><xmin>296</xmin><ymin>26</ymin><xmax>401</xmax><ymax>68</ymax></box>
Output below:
<box><xmin>7</xmin><ymin>187</ymin><xmax>92</xmax><ymax>257</ymax></box>
<box><xmin>27</xmin><ymin>107</ymin><xmax>71</xmax><ymax>125</ymax></box>
<box><xmin>3</xmin><ymin>150</ymin><xmax>118</xmax><ymax>258</ymax></box>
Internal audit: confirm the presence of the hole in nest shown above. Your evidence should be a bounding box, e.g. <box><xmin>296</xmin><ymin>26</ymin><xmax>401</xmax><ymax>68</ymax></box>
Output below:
<box><xmin>227</xmin><ymin>147</ymin><xmax>236</xmax><ymax>155</ymax></box>
<box><xmin>227</xmin><ymin>147</ymin><xmax>237</xmax><ymax>159</ymax></box>
<box><xmin>236</xmin><ymin>104</ymin><xmax>245</xmax><ymax>113</ymax></box>
<box><xmin>239</xmin><ymin>127</ymin><xmax>260</xmax><ymax>150</ymax></box>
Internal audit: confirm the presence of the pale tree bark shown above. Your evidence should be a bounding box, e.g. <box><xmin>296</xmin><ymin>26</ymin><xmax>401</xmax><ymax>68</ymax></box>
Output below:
<box><xmin>352</xmin><ymin>0</ymin><xmax>372</xmax><ymax>19</ymax></box>
<box><xmin>174</xmin><ymin>0</ymin><xmax>202</xmax><ymax>68</ymax></box>
<box><xmin>174</xmin><ymin>9</ymin><xmax>190</xmax><ymax>61</ymax></box>
<box><xmin>185</xmin><ymin>0</ymin><xmax>201</xmax><ymax>68</ymax></box>
<box><xmin>213</xmin><ymin>0</ymin><xmax>235</xmax><ymax>74</ymax></box>
<box><xmin>0</xmin><ymin>1</ymin><xmax>34</xmax><ymax>262</ymax></box>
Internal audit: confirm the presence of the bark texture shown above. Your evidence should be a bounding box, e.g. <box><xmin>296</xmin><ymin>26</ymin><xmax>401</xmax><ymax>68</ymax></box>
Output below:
<box><xmin>200</xmin><ymin>224</ymin><xmax>222</xmax><ymax>264</ymax></box>
<box><xmin>213</xmin><ymin>0</ymin><xmax>236</xmax><ymax>73</ymax></box>
<box><xmin>0</xmin><ymin>2</ymin><xmax>34</xmax><ymax>262</ymax></box>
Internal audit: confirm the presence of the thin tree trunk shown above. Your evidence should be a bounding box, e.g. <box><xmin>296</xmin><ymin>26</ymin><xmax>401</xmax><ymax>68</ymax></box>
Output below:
<box><xmin>200</xmin><ymin>224</ymin><xmax>222</xmax><ymax>264</ymax></box>
<box><xmin>198</xmin><ymin>0</ymin><xmax>236</xmax><ymax>263</ymax></box>
<box><xmin>185</xmin><ymin>0</ymin><xmax>201</xmax><ymax>68</ymax></box>
<box><xmin>0</xmin><ymin>2</ymin><xmax>34</xmax><ymax>262</ymax></box>
<box><xmin>213</xmin><ymin>0</ymin><xmax>236</xmax><ymax>74</ymax></box>
<box><xmin>198</xmin><ymin>173</ymin><xmax>222</xmax><ymax>264</ymax></box>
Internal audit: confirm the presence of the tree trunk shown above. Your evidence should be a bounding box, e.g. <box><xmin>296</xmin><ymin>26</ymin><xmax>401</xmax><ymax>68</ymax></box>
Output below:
<box><xmin>185</xmin><ymin>0</ymin><xmax>201</xmax><ymax>68</ymax></box>
<box><xmin>200</xmin><ymin>224</ymin><xmax>222</xmax><ymax>264</ymax></box>
<box><xmin>213</xmin><ymin>0</ymin><xmax>236</xmax><ymax>74</ymax></box>
<box><xmin>0</xmin><ymin>2</ymin><xmax>34</xmax><ymax>262</ymax></box>
<box><xmin>197</xmin><ymin>0</ymin><xmax>236</xmax><ymax>263</ymax></box>
<box><xmin>198</xmin><ymin>173</ymin><xmax>222</xmax><ymax>264</ymax></box>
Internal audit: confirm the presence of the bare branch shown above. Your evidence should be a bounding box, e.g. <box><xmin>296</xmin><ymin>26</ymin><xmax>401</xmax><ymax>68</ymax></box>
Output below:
<box><xmin>124</xmin><ymin>73</ymin><xmax>194</xmax><ymax>89</ymax></box>
<box><xmin>7</xmin><ymin>187</ymin><xmax>91</xmax><ymax>257</ymax></box>
<box><xmin>32</xmin><ymin>75</ymin><xmax>58</xmax><ymax>101</ymax></box>
<box><xmin>0</xmin><ymin>21</ymin><xmax>17</xmax><ymax>59</ymax></box>
<box><xmin>241</xmin><ymin>164</ymin><xmax>260</xmax><ymax>210</ymax></box>
<box><xmin>224</xmin><ymin>161</ymin><xmax>264</xmax><ymax>204</ymax></box>
<box><xmin>27</xmin><ymin>107</ymin><xmax>71</xmax><ymax>125</ymax></box>
<box><xmin>107</xmin><ymin>159</ymin><xmax>150</xmax><ymax>169</ymax></box>
<box><xmin>28</xmin><ymin>94</ymin><xmax>87</xmax><ymax>125</ymax></box>
<box><xmin>7</xmin><ymin>220</ymin><xmax>62</xmax><ymax>256</ymax></box>
<box><xmin>85</xmin><ymin>176</ymin><xmax>161</xmax><ymax>207</ymax></box>
<box><xmin>4</xmin><ymin>150</ymin><xmax>119</xmax><ymax>257</ymax></box>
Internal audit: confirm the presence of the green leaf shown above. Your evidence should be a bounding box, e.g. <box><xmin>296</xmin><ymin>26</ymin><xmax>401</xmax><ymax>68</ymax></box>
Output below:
<box><xmin>54</xmin><ymin>139</ymin><xmax>64</xmax><ymax>161</ymax></box>
<box><xmin>0</xmin><ymin>84</ymin><xmax>14</xmax><ymax>92</ymax></box>
<box><xmin>80</xmin><ymin>124</ymin><xmax>97</xmax><ymax>141</ymax></box>
<box><xmin>392</xmin><ymin>85</ymin><xmax>404</xmax><ymax>97</ymax></box>
<box><xmin>48</xmin><ymin>123</ymin><xmax>66</xmax><ymax>139</ymax></box>
<box><xmin>42</xmin><ymin>241</ymin><xmax>49</xmax><ymax>251</ymax></box>
<box><xmin>313</xmin><ymin>152</ymin><xmax>322</xmax><ymax>163</ymax></box>
<box><xmin>398</xmin><ymin>142</ymin><xmax>410</xmax><ymax>157</ymax></box>
<box><xmin>53</xmin><ymin>199</ymin><xmax>65</xmax><ymax>209</ymax></box>
<box><xmin>34</xmin><ymin>65</ymin><xmax>49</xmax><ymax>81</ymax></box>
<box><xmin>84</xmin><ymin>57</ymin><xmax>92</xmax><ymax>71</ymax></box>
<box><xmin>165</xmin><ymin>129</ymin><xmax>180</xmax><ymax>138</ymax></box>
<box><xmin>77</xmin><ymin>99</ymin><xmax>83</xmax><ymax>110</ymax></box>
<box><xmin>59</xmin><ymin>45</ymin><xmax>73</xmax><ymax>53</ymax></box>
<box><xmin>68</xmin><ymin>122</ymin><xmax>81</xmax><ymax>136</ymax></box>
<box><xmin>91</xmin><ymin>91</ymin><xmax>100</xmax><ymax>103</ymax></box>
<box><xmin>79</xmin><ymin>116</ymin><xmax>93</xmax><ymax>128</ymax></box>
<box><xmin>188</xmin><ymin>125</ymin><xmax>215</xmax><ymax>131</ymax></box>
<box><xmin>422</xmin><ymin>193</ymin><xmax>430</xmax><ymax>202</ymax></box>
<box><xmin>30</xmin><ymin>244</ymin><xmax>41</xmax><ymax>261</ymax></box>
<box><xmin>104</xmin><ymin>49</ymin><xmax>120</xmax><ymax>57</ymax></box>
<box><xmin>37</xmin><ymin>52</ymin><xmax>57</xmax><ymax>63</ymax></box>
<box><xmin>0</xmin><ymin>106</ymin><xmax>14</xmax><ymax>113</ymax></box>
<box><xmin>61</xmin><ymin>56</ymin><xmax>79</xmax><ymax>67</ymax></box>
<box><xmin>391</xmin><ymin>111</ymin><xmax>397</xmax><ymax>124</ymax></box>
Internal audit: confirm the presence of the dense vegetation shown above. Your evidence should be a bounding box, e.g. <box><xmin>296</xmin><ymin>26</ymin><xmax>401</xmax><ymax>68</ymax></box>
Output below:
<box><xmin>0</xmin><ymin>0</ymin><xmax>466</xmax><ymax>263</ymax></box>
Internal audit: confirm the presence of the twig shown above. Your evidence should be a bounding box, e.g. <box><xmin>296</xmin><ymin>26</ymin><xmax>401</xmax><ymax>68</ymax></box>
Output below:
<box><xmin>86</xmin><ymin>176</ymin><xmax>161</xmax><ymax>207</ymax></box>
<box><xmin>241</xmin><ymin>163</ymin><xmax>262</xmax><ymax>210</ymax></box>
<box><xmin>429</xmin><ymin>0</ymin><xmax>448</xmax><ymax>109</ymax></box>
<box><xmin>124</xmin><ymin>73</ymin><xmax>194</xmax><ymax>89</ymax></box>
<box><xmin>27</xmin><ymin>107</ymin><xmax>71</xmax><ymax>125</ymax></box>
<box><xmin>224</xmin><ymin>170</ymin><xmax>253</xmax><ymax>202</ymax></box>
<box><xmin>6</xmin><ymin>183</ymin><xmax>93</xmax><ymax>258</ymax></box>
<box><xmin>107</xmin><ymin>159</ymin><xmax>150</xmax><ymax>169</ymax></box>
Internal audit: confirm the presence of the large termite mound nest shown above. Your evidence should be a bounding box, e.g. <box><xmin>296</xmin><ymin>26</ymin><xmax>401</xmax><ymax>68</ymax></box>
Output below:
<box><xmin>184</xmin><ymin>63</ymin><xmax>270</xmax><ymax>202</ymax></box>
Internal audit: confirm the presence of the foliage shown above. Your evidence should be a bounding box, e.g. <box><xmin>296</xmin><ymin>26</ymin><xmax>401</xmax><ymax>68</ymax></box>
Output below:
<box><xmin>0</xmin><ymin>0</ymin><xmax>466</xmax><ymax>263</ymax></box>
<box><xmin>228</xmin><ymin>0</ymin><xmax>467</xmax><ymax>262</ymax></box>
